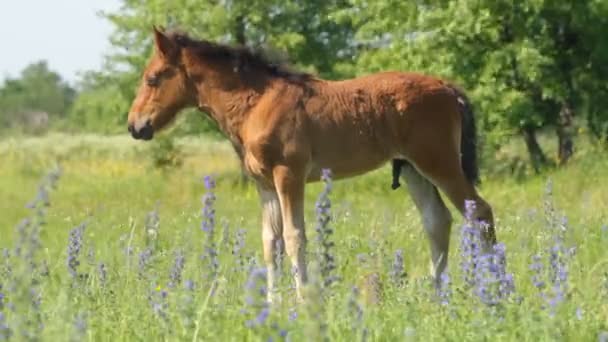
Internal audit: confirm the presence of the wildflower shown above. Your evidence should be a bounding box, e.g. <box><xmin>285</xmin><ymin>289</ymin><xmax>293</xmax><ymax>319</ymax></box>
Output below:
<box><xmin>98</xmin><ymin>263</ymin><xmax>107</xmax><ymax>285</ymax></box>
<box><xmin>72</xmin><ymin>312</ymin><xmax>87</xmax><ymax>342</ymax></box>
<box><xmin>389</xmin><ymin>249</ymin><xmax>407</xmax><ymax>286</ymax></box>
<box><xmin>243</xmin><ymin>267</ymin><xmax>270</xmax><ymax>329</ymax></box>
<box><xmin>0</xmin><ymin>311</ymin><xmax>10</xmax><ymax>340</ymax></box>
<box><xmin>149</xmin><ymin>287</ymin><xmax>169</xmax><ymax>324</ymax></box>
<box><xmin>233</xmin><ymin>228</ymin><xmax>248</xmax><ymax>271</ymax></box>
<box><xmin>346</xmin><ymin>286</ymin><xmax>368</xmax><ymax>340</ymax></box>
<box><xmin>459</xmin><ymin>200</ymin><xmax>514</xmax><ymax>305</ymax></box>
<box><xmin>169</xmin><ymin>250</ymin><xmax>185</xmax><ymax>288</ymax></box>
<box><xmin>314</xmin><ymin>168</ymin><xmax>338</xmax><ymax>288</ymax></box>
<box><xmin>67</xmin><ymin>222</ymin><xmax>86</xmax><ymax>279</ymax></box>
<box><xmin>201</xmin><ymin>175</ymin><xmax>219</xmax><ymax>280</ymax></box>
<box><xmin>437</xmin><ymin>272</ymin><xmax>451</xmax><ymax>305</ymax></box>
<box><xmin>201</xmin><ymin>175</ymin><xmax>216</xmax><ymax>233</ymax></box>
<box><xmin>138</xmin><ymin>248</ymin><xmax>153</xmax><ymax>279</ymax></box>
<box><xmin>459</xmin><ymin>200</ymin><xmax>482</xmax><ymax>288</ymax></box>
<box><xmin>530</xmin><ymin>186</ymin><xmax>576</xmax><ymax>314</ymax></box>
<box><xmin>288</xmin><ymin>308</ymin><xmax>298</xmax><ymax>322</ymax></box>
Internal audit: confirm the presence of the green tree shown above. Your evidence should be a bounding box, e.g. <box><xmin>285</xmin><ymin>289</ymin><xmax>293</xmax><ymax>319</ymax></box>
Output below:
<box><xmin>0</xmin><ymin>61</ymin><xmax>75</xmax><ymax>132</ymax></box>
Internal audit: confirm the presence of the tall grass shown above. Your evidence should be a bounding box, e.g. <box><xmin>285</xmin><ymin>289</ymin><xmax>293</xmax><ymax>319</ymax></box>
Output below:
<box><xmin>0</xmin><ymin>134</ymin><xmax>607</xmax><ymax>341</ymax></box>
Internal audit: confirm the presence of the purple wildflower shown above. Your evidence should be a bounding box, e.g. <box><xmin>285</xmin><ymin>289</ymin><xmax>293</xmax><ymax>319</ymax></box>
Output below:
<box><xmin>346</xmin><ymin>286</ymin><xmax>367</xmax><ymax>340</ymax></box>
<box><xmin>169</xmin><ymin>250</ymin><xmax>185</xmax><ymax>288</ymax></box>
<box><xmin>459</xmin><ymin>200</ymin><xmax>514</xmax><ymax>305</ymax></box>
<box><xmin>201</xmin><ymin>175</ymin><xmax>219</xmax><ymax>280</ymax></box>
<box><xmin>437</xmin><ymin>272</ymin><xmax>451</xmax><ymax>305</ymax></box>
<box><xmin>314</xmin><ymin>168</ymin><xmax>338</xmax><ymax>288</ymax></box>
<box><xmin>472</xmin><ymin>243</ymin><xmax>515</xmax><ymax>305</ymax></box>
<box><xmin>149</xmin><ymin>287</ymin><xmax>169</xmax><ymax>324</ymax></box>
<box><xmin>232</xmin><ymin>228</ymin><xmax>248</xmax><ymax>272</ymax></box>
<box><xmin>243</xmin><ymin>267</ymin><xmax>271</xmax><ymax>329</ymax></box>
<box><xmin>288</xmin><ymin>308</ymin><xmax>298</xmax><ymax>322</ymax></box>
<box><xmin>73</xmin><ymin>312</ymin><xmax>87</xmax><ymax>340</ymax></box>
<box><xmin>177</xmin><ymin>280</ymin><xmax>197</xmax><ymax>330</ymax></box>
<box><xmin>389</xmin><ymin>249</ymin><xmax>407</xmax><ymax>286</ymax></box>
<box><xmin>138</xmin><ymin>248</ymin><xmax>153</xmax><ymax>279</ymax></box>
<box><xmin>0</xmin><ymin>311</ymin><xmax>10</xmax><ymax>340</ymax></box>
<box><xmin>4</xmin><ymin>167</ymin><xmax>61</xmax><ymax>341</ymax></box>
<box><xmin>98</xmin><ymin>263</ymin><xmax>107</xmax><ymax>285</ymax></box>
<box><xmin>459</xmin><ymin>200</ymin><xmax>482</xmax><ymax>288</ymax></box>
<box><xmin>67</xmin><ymin>222</ymin><xmax>86</xmax><ymax>279</ymax></box>
<box><xmin>201</xmin><ymin>175</ymin><xmax>216</xmax><ymax>233</ymax></box>
<box><xmin>530</xmin><ymin>254</ymin><xmax>546</xmax><ymax>291</ymax></box>
<box><xmin>530</xmin><ymin>185</ymin><xmax>576</xmax><ymax>314</ymax></box>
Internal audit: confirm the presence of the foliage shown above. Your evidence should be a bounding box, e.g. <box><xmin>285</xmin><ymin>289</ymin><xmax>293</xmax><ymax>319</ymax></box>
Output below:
<box><xmin>0</xmin><ymin>61</ymin><xmax>75</xmax><ymax>133</ymax></box>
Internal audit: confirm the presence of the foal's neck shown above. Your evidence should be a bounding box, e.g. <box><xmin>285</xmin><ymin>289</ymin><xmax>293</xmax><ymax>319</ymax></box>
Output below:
<box><xmin>192</xmin><ymin>69</ymin><xmax>271</xmax><ymax>150</ymax></box>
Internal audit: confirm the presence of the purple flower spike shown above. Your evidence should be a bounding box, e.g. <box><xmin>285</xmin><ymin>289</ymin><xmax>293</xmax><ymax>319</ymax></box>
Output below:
<box><xmin>67</xmin><ymin>223</ymin><xmax>87</xmax><ymax>279</ymax></box>
<box><xmin>201</xmin><ymin>175</ymin><xmax>219</xmax><ymax>280</ymax></box>
<box><xmin>314</xmin><ymin>168</ymin><xmax>338</xmax><ymax>288</ymax></box>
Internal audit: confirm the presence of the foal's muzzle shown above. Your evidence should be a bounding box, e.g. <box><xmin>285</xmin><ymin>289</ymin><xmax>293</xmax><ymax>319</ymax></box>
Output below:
<box><xmin>128</xmin><ymin>119</ymin><xmax>154</xmax><ymax>141</ymax></box>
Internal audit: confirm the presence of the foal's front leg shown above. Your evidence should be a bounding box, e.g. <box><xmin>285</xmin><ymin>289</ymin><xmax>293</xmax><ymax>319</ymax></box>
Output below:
<box><xmin>273</xmin><ymin>165</ymin><xmax>307</xmax><ymax>302</ymax></box>
<box><xmin>257</xmin><ymin>184</ymin><xmax>284</xmax><ymax>303</ymax></box>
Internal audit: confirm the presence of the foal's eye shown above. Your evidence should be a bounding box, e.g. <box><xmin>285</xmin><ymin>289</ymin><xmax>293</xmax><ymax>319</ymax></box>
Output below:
<box><xmin>146</xmin><ymin>74</ymin><xmax>160</xmax><ymax>87</ymax></box>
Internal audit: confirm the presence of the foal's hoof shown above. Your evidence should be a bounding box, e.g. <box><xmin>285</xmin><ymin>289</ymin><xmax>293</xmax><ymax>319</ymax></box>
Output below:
<box><xmin>391</xmin><ymin>182</ymin><xmax>401</xmax><ymax>190</ymax></box>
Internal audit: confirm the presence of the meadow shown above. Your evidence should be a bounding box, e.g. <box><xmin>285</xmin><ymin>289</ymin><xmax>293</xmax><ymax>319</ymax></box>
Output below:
<box><xmin>0</xmin><ymin>133</ymin><xmax>607</xmax><ymax>341</ymax></box>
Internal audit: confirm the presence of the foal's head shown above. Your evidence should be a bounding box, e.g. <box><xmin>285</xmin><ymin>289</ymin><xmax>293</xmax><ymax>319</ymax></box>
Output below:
<box><xmin>127</xmin><ymin>27</ymin><xmax>196</xmax><ymax>140</ymax></box>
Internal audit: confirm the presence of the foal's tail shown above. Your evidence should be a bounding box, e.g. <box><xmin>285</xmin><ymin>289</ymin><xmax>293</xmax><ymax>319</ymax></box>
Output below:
<box><xmin>450</xmin><ymin>85</ymin><xmax>480</xmax><ymax>185</ymax></box>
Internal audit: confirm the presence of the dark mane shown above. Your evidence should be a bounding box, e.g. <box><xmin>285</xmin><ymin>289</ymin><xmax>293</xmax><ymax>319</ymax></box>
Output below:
<box><xmin>166</xmin><ymin>31</ymin><xmax>315</xmax><ymax>82</ymax></box>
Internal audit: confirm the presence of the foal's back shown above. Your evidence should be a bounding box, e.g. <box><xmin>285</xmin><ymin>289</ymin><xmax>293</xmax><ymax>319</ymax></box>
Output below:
<box><xmin>294</xmin><ymin>71</ymin><xmax>462</xmax><ymax>180</ymax></box>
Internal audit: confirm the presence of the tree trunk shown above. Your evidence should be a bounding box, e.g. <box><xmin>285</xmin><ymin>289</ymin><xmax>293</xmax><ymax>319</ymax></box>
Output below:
<box><xmin>522</xmin><ymin>126</ymin><xmax>548</xmax><ymax>173</ymax></box>
<box><xmin>556</xmin><ymin>101</ymin><xmax>574</xmax><ymax>165</ymax></box>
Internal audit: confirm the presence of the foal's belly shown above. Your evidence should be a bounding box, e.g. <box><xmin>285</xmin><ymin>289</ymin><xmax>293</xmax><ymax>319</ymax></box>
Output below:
<box><xmin>307</xmin><ymin>132</ymin><xmax>393</xmax><ymax>182</ymax></box>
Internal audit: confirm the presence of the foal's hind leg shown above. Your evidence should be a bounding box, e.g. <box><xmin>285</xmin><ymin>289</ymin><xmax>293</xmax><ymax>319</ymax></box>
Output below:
<box><xmin>409</xmin><ymin>149</ymin><xmax>496</xmax><ymax>250</ymax></box>
<box><xmin>403</xmin><ymin>120</ymin><xmax>496</xmax><ymax>250</ymax></box>
<box><xmin>400</xmin><ymin>163</ymin><xmax>453</xmax><ymax>285</ymax></box>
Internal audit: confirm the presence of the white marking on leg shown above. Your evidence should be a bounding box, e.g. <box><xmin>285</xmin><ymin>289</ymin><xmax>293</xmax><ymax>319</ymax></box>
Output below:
<box><xmin>259</xmin><ymin>186</ymin><xmax>283</xmax><ymax>303</ymax></box>
<box><xmin>401</xmin><ymin>166</ymin><xmax>453</xmax><ymax>286</ymax></box>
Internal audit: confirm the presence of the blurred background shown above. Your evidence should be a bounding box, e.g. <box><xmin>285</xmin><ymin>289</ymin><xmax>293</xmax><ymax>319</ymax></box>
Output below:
<box><xmin>1</xmin><ymin>0</ymin><xmax>608</xmax><ymax>179</ymax></box>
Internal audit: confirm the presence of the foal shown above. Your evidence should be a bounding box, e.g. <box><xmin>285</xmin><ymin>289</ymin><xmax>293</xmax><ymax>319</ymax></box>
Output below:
<box><xmin>127</xmin><ymin>27</ymin><xmax>496</xmax><ymax>302</ymax></box>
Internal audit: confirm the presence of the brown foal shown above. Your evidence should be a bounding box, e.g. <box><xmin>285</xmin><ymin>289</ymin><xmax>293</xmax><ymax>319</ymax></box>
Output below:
<box><xmin>127</xmin><ymin>27</ymin><xmax>496</xmax><ymax>302</ymax></box>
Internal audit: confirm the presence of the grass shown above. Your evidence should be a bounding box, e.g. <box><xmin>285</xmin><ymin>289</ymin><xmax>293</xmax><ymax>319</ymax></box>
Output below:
<box><xmin>0</xmin><ymin>133</ymin><xmax>607</xmax><ymax>341</ymax></box>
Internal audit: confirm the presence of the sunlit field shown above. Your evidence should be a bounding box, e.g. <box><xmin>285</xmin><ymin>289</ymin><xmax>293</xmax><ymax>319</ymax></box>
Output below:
<box><xmin>1</xmin><ymin>133</ymin><xmax>607</xmax><ymax>341</ymax></box>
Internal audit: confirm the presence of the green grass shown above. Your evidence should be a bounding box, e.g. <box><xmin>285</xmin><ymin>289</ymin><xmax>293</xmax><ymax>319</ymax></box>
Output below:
<box><xmin>0</xmin><ymin>133</ymin><xmax>607</xmax><ymax>341</ymax></box>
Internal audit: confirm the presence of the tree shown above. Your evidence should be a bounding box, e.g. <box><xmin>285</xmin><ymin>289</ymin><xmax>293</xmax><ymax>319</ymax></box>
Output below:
<box><xmin>0</xmin><ymin>61</ymin><xmax>75</xmax><ymax>132</ymax></box>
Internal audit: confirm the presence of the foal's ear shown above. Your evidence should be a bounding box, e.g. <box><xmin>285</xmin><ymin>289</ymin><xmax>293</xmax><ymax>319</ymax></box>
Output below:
<box><xmin>152</xmin><ymin>26</ymin><xmax>178</xmax><ymax>62</ymax></box>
